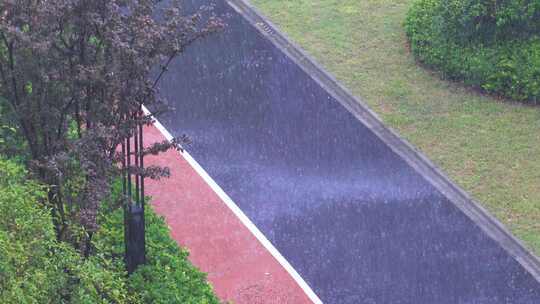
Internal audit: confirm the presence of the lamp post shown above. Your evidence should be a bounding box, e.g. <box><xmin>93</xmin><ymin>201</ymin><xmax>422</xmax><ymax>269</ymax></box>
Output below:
<box><xmin>122</xmin><ymin>105</ymin><xmax>146</xmax><ymax>274</ymax></box>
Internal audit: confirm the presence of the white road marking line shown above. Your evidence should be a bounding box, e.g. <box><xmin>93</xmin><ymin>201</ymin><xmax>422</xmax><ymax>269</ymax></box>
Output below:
<box><xmin>142</xmin><ymin>105</ymin><xmax>323</xmax><ymax>304</ymax></box>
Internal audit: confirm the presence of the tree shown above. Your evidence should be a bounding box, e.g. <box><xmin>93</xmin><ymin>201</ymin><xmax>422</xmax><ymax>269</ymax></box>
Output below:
<box><xmin>0</xmin><ymin>0</ymin><xmax>221</xmax><ymax>264</ymax></box>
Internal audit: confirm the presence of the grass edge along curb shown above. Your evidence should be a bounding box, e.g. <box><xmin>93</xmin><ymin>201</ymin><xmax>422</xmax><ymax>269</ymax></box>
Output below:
<box><xmin>250</xmin><ymin>0</ymin><xmax>540</xmax><ymax>258</ymax></box>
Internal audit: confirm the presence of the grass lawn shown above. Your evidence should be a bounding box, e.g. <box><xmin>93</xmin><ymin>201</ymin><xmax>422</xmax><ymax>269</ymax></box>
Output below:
<box><xmin>251</xmin><ymin>0</ymin><xmax>540</xmax><ymax>255</ymax></box>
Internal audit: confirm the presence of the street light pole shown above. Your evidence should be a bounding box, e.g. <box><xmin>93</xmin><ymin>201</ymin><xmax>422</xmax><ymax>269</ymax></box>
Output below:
<box><xmin>123</xmin><ymin>105</ymin><xmax>146</xmax><ymax>274</ymax></box>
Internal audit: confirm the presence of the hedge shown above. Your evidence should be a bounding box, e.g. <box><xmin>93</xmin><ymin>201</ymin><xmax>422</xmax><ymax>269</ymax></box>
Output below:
<box><xmin>95</xmin><ymin>180</ymin><xmax>220</xmax><ymax>304</ymax></box>
<box><xmin>0</xmin><ymin>157</ymin><xmax>76</xmax><ymax>303</ymax></box>
<box><xmin>405</xmin><ymin>0</ymin><xmax>540</xmax><ymax>102</ymax></box>
<box><xmin>0</xmin><ymin>157</ymin><xmax>220</xmax><ymax>304</ymax></box>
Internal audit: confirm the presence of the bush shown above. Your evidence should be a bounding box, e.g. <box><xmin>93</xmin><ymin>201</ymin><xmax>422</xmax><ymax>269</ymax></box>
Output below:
<box><xmin>0</xmin><ymin>157</ymin><xmax>132</xmax><ymax>304</ymax></box>
<box><xmin>0</xmin><ymin>157</ymin><xmax>72</xmax><ymax>303</ymax></box>
<box><xmin>0</xmin><ymin>158</ymin><xmax>219</xmax><ymax>303</ymax></box>
<box><xmin>405</xmin><ymin>0</ymin><xmax>540</xmax><ymax>102</ymax></box>
<box><xmin>94</xmin><ymin>181</ymin><xmax>220</xmax><ymax>304</ymax></box>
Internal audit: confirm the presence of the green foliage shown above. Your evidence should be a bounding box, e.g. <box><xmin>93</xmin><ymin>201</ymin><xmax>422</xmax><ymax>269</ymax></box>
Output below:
<box><xmin>0</xmin><ymin>157</ymin><xmax>131</xmax><ymax>304</ymax></box>
<box><xmin>1</xmin><ymin>0</ymin><xmax>221</xmax><ymax>249</ymax></box>
<box><xmin>68</xmin><ymin>256</ymin><xmax>133</xmax><ymax>304</ymax></box>
<box><xmin>0</xmin><ymin>99</ymin><xmax>27</xmax><ymax>159</ymax></box>
<box><xmin>0</xmin><ymin>157</ymin><xmax>70</xmax><ymax>303</ymax></box>
<box><xmin>0</xmin><ymin>160</ymin><xmax>219</xmax><ymax>303</ymax></box>
<box><xmin>428</xmin><ymin>0</ymin><xmax>540</xmax><ymax>43</ymax></box>
<box><xmin>405</xmin><ymin>0</ymin><xmax>540</xmax><ymax>102</ymax></box>
<box><xmin>128</xmin><ymin>214</ymin><xmax>219</xmax><ymax>304</ymax></box>
<box><xmin>94</xmin><ymin>181</ymin><xmax>220</xmax><ymax>304</ymax></box>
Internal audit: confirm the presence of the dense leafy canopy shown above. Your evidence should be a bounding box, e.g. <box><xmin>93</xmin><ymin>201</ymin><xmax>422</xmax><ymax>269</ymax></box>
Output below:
<box><xmin>0</xmin><ymin>0</ymin><xmax>220</xmax><ymax>252</ymax></box>
<box><xmin>1</xmin><ymin>1</ymin><xmax>222</xmax><ymax>301</ymax></box>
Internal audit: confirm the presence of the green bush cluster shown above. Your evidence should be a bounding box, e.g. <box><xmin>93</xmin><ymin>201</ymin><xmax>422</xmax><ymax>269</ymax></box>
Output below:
<box><xmin>94</xmin><ymin>181</ymin><xmax>220</xmax><ymax>304</ymax></box>
<box><xmin>405</xmin><ymin>0</ymin><xmax>540</xmax><ymax>102</ymax></box>
<box><xmin>0</xmin><ymin>158</ymin><xmax>220</xmax><ymax>304</ymax></box>
<box><xmin>0</xmin><ymin>157</ymin><xmax>73</xmax><ymax>303</ymax></box>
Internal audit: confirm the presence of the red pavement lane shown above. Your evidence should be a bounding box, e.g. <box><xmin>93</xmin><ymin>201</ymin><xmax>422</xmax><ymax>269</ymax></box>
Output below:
<box><xmin>143</xmin><ymin>124</ymin><xmax>312</xmax><ymax>304</ymax></box>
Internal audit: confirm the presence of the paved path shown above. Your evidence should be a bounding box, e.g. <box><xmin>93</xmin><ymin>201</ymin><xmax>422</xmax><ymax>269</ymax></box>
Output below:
<box><xmin>144</xmin><ymin>123</ymin><xmax>312</xmax><ymax>303</ymax></box>
<box><xmin>144</xmin><ymin>0</ymin><xmax>540</xmax><ymax>303</ymax></box>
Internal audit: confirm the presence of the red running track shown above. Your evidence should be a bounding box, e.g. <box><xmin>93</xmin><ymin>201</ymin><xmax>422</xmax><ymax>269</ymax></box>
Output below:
<box><xmin>143</xmin><ymin>124</ymin><xmax>312</xmax><ymax>303</ymax></box>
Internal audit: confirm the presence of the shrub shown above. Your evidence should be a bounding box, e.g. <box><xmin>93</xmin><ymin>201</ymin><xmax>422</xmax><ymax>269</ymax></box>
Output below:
<box><xmin>0</xmin><ymin>157</ymin><xmax>134</xmax><ymax>304</ymax></box>
<box><xmin>94</xmin><ymin>181</ymin><xmax>220</xmax><ymax>304</ymax></box>
<box><xmin>0</xmin><ymin>159</ymin><xmax>219</xmax><ymax>303</ymax></box>
<box><xmin>405</xmin><ymin>0</ymin><xmax>540</xmax><ymax>102</ymax></box>
<box><xmin>0</xmin><ymin>157</ymin><xmax>71</xmax><ymax>303</ymax></box>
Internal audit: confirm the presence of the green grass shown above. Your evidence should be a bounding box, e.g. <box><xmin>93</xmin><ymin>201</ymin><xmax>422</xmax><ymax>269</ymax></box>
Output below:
<box><xmin>251</xmin><ymin>0</ymin><xmax>540</xmax><ymax>255</ymax></box>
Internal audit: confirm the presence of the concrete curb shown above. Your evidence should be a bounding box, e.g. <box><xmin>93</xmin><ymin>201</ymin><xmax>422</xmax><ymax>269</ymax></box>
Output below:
<box><xmin>227</xmin><ymin>0</ymin><xmax>540</xmax><ymax>283</ymax></box>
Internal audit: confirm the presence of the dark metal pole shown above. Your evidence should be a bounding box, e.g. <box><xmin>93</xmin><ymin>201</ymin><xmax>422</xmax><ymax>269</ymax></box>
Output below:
<box><xmin>121</xmin><ymin>126</ymin><xmax>128</xmax><ymax>268</ymax></box>
<box><xmin>134</xmin><ymin>114</ymin><xmax>140</xmax><ymax>205</ymax></box>
<box><xmin>139</xmin><ymin>107</ymin><xmax>145</xmax><ymax>211</ymax></box>
<box><xmin>139</xmin><ymin>106</ymin><xmax>146</xmax><ymax>263</ymax></box>
<box><xmin>126</xmin><ymin>119</ymin><xmax>132</xmax><ymax>201</ymax></box>
<box><xmin>125</xmin><ymin>109</ymin><xmax>146</xmax><ymax>274</ymax></box>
